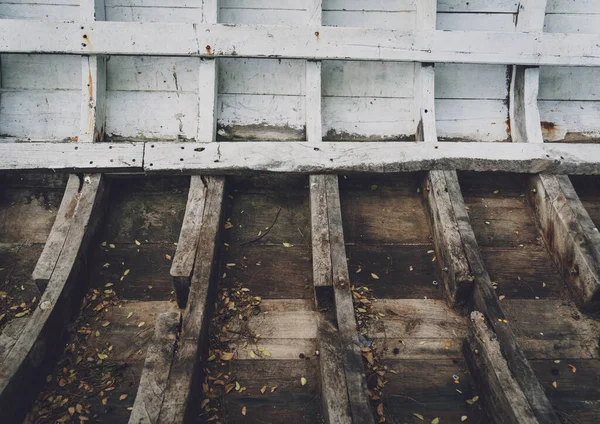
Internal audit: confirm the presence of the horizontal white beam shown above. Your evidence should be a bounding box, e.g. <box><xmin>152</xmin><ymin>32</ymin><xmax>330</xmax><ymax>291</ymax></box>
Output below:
<box><xmin>3</xmin><ymin>141</ymin><xmax>600</xmax><ymax>175</ymax></box>
<box><xmin>2</xmin><ymin>21</ymin><xmax>600</xmax><ymax>66</ymax></box>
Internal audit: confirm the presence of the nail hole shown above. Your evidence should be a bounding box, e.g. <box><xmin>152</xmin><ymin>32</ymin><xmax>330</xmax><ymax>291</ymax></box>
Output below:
<box><xmin>83</xmin><ymin>34</ymin><xmax>88</xmax><ymax>39</ymax></box>
<box><xmin>110</xmin><ymin>159</ymin><xmax>114</xmax><ymax>162</ymax></box>
<box><xmin>329</xmin><ymin>158</ymin><xmax>333</xmax><ymax>162</ymax></box>
<box><xmin>149</xmin><ymin>163</ymin><xmax>153</xmax><ymax>166</ymax></box>
<box><xmin>180</xmin><ymin>158</ymin><xmax>184</xmax><ymax>161</ymax></box>
<box><xmin>194</xmin><ymin>147</ymin><xmax>205</xmax><ymax>152</ymax></box>
<box><xmin>89</xmin><ymin>161</ymin><xmax>93</xmax><ymax>164</ymax></box>
<box><xmin>109</xmin><ymin>146</ymin><xmax>113</xmax><ymax>149</ymax></box>
<box><xmin>424</xmin><ymin>109</ymin><xmax>428</xmax><ymax>113</ymax></box>
<box><xmin>214</xmin><ymin>160</ymin><xmax>219</xmax><ymax>163</ymax></box>
<box><xmin>74</xmin><ymin>146</ymin><xmax>78</xmax><ymax>150</ymax></box>
<box><xmin>314</xmin><ymin>147</ymin><xmax>320</xmax><ymax>151</ymax></box>
<box><xmin>151</xmin><ymin>144</ymin><xmax>155</xmax><ymax>148</ymax></box>
<box><xmin>80</xmin><ymin>26</ymin><xmax>84</xmax><ymax>30</ymax></box>
<box><xmin>132</xmin><ymin>159</ymin><xmax>136</xmax><ymax>162</ymax></box>
<box><xmin>181</xmin><ymin>146</ymin><xmax>185</xmax><ymax>150</ymax></box>
<box><xmin>82</xmin><ymin>43</ymin><xmax>87</xmax><ymax>47</ymax></box>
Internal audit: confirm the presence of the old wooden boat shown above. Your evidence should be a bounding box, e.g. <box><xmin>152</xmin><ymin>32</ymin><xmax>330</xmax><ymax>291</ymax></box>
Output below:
<box><xmin>1</xmin><ymin>0</ymin><xmax>600</xmax><ymax>423</ymax></box>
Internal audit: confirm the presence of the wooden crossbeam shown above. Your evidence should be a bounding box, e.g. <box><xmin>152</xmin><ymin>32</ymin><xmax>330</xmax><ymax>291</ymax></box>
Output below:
<box><xmin>2</xmin><ymin>21</ymin><xmax>600</xmax><ymax>66</ymax></box>
<box><xmin>0</xmin><ymin>174</ymin><xmax>107</xmax><ymax>423</ymax></box>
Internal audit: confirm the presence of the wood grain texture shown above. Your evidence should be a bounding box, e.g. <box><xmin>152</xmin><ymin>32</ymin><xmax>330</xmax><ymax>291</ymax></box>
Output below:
<box><xmin>0</xmin><ymin>174</ymin><xmax>107</xmax><ymax>423</ymax></box>
<box><xmin>129</xmin><ymin>311</ymin><xmax>180</xmax><ymax>424</ymax></box>
<box><xmin>156</xmin><ymin>176</ymin><xmax>225</xmax><ymax>424</ymax></box>
<box><xmin>464</xmin><ymin>311</ymin><xmax>538</xmax><ymax>424</ymax></box>
<box><xmin>529</xmin><ymin>174</ymin><xmax>600</xmax><ymax>309</ymax></box>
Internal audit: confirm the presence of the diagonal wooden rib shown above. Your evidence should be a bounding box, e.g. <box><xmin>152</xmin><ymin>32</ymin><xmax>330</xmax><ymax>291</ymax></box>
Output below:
<box><xmin>0</xmin><ymin>173</ymin><xmax>107</xmax><ymax>422</ymax></box>
<box><xmin>157</xmin><ymin>176</ymin><xmax>225</xmax><ymax>424</ymax></box>
<box><xmin>129</xmin><ymin>311</ymin><xmax>181</xmax><ymax>424</ymax></box>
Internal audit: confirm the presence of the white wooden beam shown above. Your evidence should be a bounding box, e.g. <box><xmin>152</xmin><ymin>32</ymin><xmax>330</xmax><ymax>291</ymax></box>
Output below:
<box><xmin>415</xmin><ymin>0</ymin><xmax>437</xmax><ymax>142</ymax></box>
<box><xmin>80</xmin><ymin>0</ymin><xmax>106</xmax><ymax>143</ymax></box>
<box><xmin>3</xmin><ymin>21</ymin><xmax>600</xmax><ymax>66</ymax></box>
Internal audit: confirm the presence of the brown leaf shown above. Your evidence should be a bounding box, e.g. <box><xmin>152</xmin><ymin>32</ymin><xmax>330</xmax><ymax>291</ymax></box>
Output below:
<box><xmin>224</xmin><ymin>383</ymin><xmax>235</xmax><ymax>394</ymax></box>
<box><xmin>376</xmin><ymin>403</ymin><xmax>384</xmax><ymax>416</ymax></box>
<box><xmin>220</xmin><ymin>351</ymin><xmax>234</xmax><ymax>361</ymax></box>
<box><xmin>119</xmin><ymin>394</ymin><xmax>128</xmax><ymax>401</ymax></box>
<box><xmin>260</xmin><ymin>385</ymin><xmax>267</xmax><ymax>394</ymax></box>
<box><xmin>241</xmin><ymin>405</ymin><xmax>247</xmax><ymax>416</ymax></box>
<box><xmin>568</xmin><ymin>364</ymin><xmax>577</xmax><ymax>373</ymax></box>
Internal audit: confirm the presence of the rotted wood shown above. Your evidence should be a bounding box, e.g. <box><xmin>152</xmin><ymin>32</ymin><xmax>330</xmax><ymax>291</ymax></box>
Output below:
<box><xmin>443</xmin><ymin>171</ymin><xmax>561</xmax><ymax>424</ymax></box>
<box><xmin>156</xmin><ymin>176</ymin><xmax>225</xmax><ymax>424</ymax></box>
<box><xmin>424</xmin><ymin>170</ymin><xmax>474</xmax><ymax>305</ymax></box>
<box><xmin>0</xmin><ymin>173</ymin><xmax>107</xmax><ymax>423</ymax></box>
<box><xmin>129</xmin><ymin>311</ymin><xmax>181</xmax><ymax>424</ymax></box>
<box><xmin>170</xmin><ymin>176</ymin><xmax>208</xmax><ymax>307</ymax></box>
<box><xmin>464</xmin><ymin>311</ymin><xmax>538</xmax><ymax>424</ymax></box>
<box><xmin>529</xmin><ymin>174</ymin><xmax>600</xmax><ymax>310</ymax></box>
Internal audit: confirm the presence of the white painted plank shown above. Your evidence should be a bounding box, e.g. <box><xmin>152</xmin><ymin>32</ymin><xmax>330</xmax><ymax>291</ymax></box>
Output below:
<box><xmin>0</xmin><ymin>91</ymin><xmax>80</xmax><ymax>141</ymax></box>
<box><xmin>106</xmin><ymin>56</ymin><xmax>198</xmax><ymax>92</ymax></box>
<box><xmin>305</xmin><ymin>59</ymin><xmax>322</xmax><ymax>142</ymax></box>
<box><xmin>105</xmin><ymin>6</ymin><xmax>197</xmax><ymax>22</ymax></box>
<box><xmin>105</xmin><ymin>0</ymin><xmax>197</xmax><ymax>6</ymax></box>
<box><xmin>514</xmin><ymin>0</ymin><xmax>547</xmax><ymax>32</ymax></box>
<box><xmin>322</xmin><ymin>61</ymin><xmax>413</xmax><ymax>98</ymax></box>
<box><xmin>80</xmin><ymin>56</ymin><xmax>106</xmax><ymax>143</ymax></box>
<box><xmin>0</xmin><ymin>4</ymin><xmax>78</xmax><ymax>19</ymax></box>
<box><xmin>539</xmin><ymin>67</ymin><xmax>600</xmax><ymax>101</ymax></box>
<box><xmin>509</xmin><ymin>66</ymin><xmax>543</xmax><ymax>144</ymax></box>
<box><xmin>416</xmin><ymin>63</ymin><xmax>437</xmax><ymax>142</ymax></box>
<box><xmin>217</xmin><ymin>93</ymin><xmax>305</xmax><ymax>133</ymax></box>
<box><xmin>219</xmin><ymin>58</ymin><xmax>305</xmax><ymax>95</ymax></box>
<box><xmin>544</xmin><ymin>14</ymin><xmax>600</xmax><ymax>34</ymax></box>
<box><xmin>322</xmin><ymin>97</ymin><xmax>416</xmax><ymax>140</ymax></box>
<box><xmin>5</xmin><ymin>22</ymin><xmax>600</xmax><ymax>67</ymax></box>
<box><xmin>0</xmin><ymin>55</ymin><xmax>80</xmax><ymax>90</ymax></box>
<box><xmin>142</xmin><ymin>141</ymin><xmax>600</xmax><ymax>175</ymax></box>
<box><xmin>1</xmin><ymin>0</ymin><xmax>78</xmax><ymax>4</ymax></box>
<box><xmin>323</xmin><ymin>0</ymin><xmax>416</xmax><ymax>11</ymax></box>
<box><xmin>546</xmin><ymin>0</ymin><xmax>600</xmax><ymax>13</ymax></box>
<box><xmin>323</xmin><ymin>10</ymin><xmax>416</xmax><ymax>30</ymax></box>
<box><xmin>220</xmin><ymin>0</ymin><xmax>303</xmax><ymax>9</ymax></box>
<box><xmin>539</xmin><ymin>100</ymin><xmax>600</xmax><ymax>141</ymax></box>
<box><xmin>438</xmin><ymin>0</ymin><xmax>519</xmax><ymax>13</ymax></box>
<box><xmin>220</xmin><ymin>8</ymin><xmax>304</xmax><ymax>24</ymax></box>
<box><xmin>435</xmin><ymin>64</ymin><xmax>509</xmax><ymax>100</ymax></box>
<box><xmin>436</xmin><ymin>99</ymin><xmax>510</xmax><ymax>142</ymax></box>
<box><xmin>105</xmin><ymin>91</ymin><xmax>198</xmax><ymax>139</ymax></box>
<box><xmin>437</xmin><ymin>12</ymin><xmax>516</xmax><ymax>31</ymax></box>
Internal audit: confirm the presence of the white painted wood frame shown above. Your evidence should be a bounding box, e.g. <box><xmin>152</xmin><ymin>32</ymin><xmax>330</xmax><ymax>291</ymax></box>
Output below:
<box><xmin>3</xmin><ymin>22</ymin><xmax>600</xmax><ymax>66</ymax></box>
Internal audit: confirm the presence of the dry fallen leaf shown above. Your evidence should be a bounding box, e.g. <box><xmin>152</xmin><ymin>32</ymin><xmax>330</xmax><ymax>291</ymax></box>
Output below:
<box><xmin>432</xmin><ymin>419</ymin><xmax>440</xmax><ymax>424</ymax></box>
<box><xmin>260</xmin><ymin>385</ymin><xmax>267</xmax><ymax>394</ymax></box>
<box><xmin>461</xmin><ymin>416</ymin><xmax>468</xmax><ymax>422</ymax></box>
<box><xmin>413</xmin><ymin>413</ymin><xmax>424</xmax><ymax>420</ymax></box>
<box><xmin>552</xmin><ymin>381</ymin><xmax>558</xmax><ymax>389</ymax></box>
<box><xmin>300</xmin><ymin>377</ymin><xmax>307</xmax><ymax>386</ymax></box>
<box><xmin>135</xmin><ymin>240</ymin><xmax>141</xmax><ymax>246</ymax></box>
<box><xmin>220</xmin><ymin>352</ymin><xmax>234</xmax><ymax>361</ymax></box>
<box><xmin>127</xmin><ymin>312</ymin><xmax>133</xmax><ymax>319</ymax></box>
<box><xmin>282</xmin><ymin>243</ymin><xmax>294</xmax><ymax>248</ymax></box>
<box><xmin>376</xmin><ymin>403</ymin><xmax>384</xmax><ymax>416</ymax></box>
<box><xmin>271</xmin><ymin>386</ymin><xmax>278</xmax><ymax>393</ymax></box>
<box><xmin>241</xmin><ymin>406</ymin><xmax>247</xmax><ymax>416</ymax></box>
<box><xmin>371</xmin><ymin>273</ymin><xmax>380</xmax><ymax>280</ymax></box>
<box><xmin>124</xmin><ymin>269</ymin><xmax>130</xmax><ymax>276</ymax></box>
<box><xmin>165</xmin><ymin>254</ymin><xmax>172</xmax><ymax>261</ymax></box>
<box><xmin>138</xmin><ymin>321</ymin><xmax>145</xmax><ymax>328</ymax></box>
<box><xmin>119</xmin><ymin>394</ymin><xmax>128</xmax><ymax>401</ymax></box>
<box><xmin>568</xmin><ymin>364</ymin><xmax>577</xmax><ymax>373</ymax></box>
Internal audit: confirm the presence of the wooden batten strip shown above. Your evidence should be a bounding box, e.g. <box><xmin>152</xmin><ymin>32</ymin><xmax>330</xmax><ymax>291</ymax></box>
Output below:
<box><xmin>444</xmin><ymin>173</ymin><xmax>561</xmax><ymax>424</ymax></box>
<box><xmin>129</xmin><ymin>311</ymin><xmax>181</xmax><ymax>424</ymax></box>
<box><xmin>464</xmin><ymin>311</ymin><xmax>538</xmax><ymax>424</ymax></box>
<box><xmin>0</xmin><ymin>174</ymin><xmax>107</xmax><ymax>423</ymax></box>
<box><xmin>529</xmin><ymin>174</ymin><xmax>600</xmax><ymax>309</ymax></box>
<box><xmin>170</xmin><ymin>0</ymin><xmax>219</xmax><ymax>307</ymax></box>
<box><xmin>4</xmin><ymin>21</ymin><xmax>600</xmax><ymax>66</ymax></box>
<box><xmin>157</xmin><ymin>176</ymin><xmax>225</xmax><ymax>424</ymax></box>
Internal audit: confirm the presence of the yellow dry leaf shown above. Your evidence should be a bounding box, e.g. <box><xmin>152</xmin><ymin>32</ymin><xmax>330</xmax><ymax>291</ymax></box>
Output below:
<box><xmin>371</xmin><ymin>273</ymin><xmax>380</xmax><ymax>280</ymax></box>
<box><xmin>102</xmin><ymin>321</ymin><xmax>110</xmax><ymax>327</ymax></box>
<box><xmin>135</xmin><ymin>240</ymin><xmax>141</xmax><ymax>246</ymax></box>
<box><xmin>461</xmin><ymin>416</ymin><xmax>468</xmax><ymax>422</ymax></box>
<box><xmin>119</xmin><ymin>394</ymin><xmax>128</xmax><ymax>401</ymax></box>
<box><xmin>109</xmin><ymin>244</ymin><xmax>115</xmax><ymax>249</ymax></box>
<box><xmin>68</xmin><ymin>407</ymin><xmax>75</xmax><ymax>416</ymax></box>
<box><xmin>224</xmin><ymin>220</ymin><xmax>233</xmax><ymax>229</ymax></box>
<box><xmin>95</xmin><ymin>330</ymin><xmax>100</xmax><ymax>337</ymax></box>
<box><xmin>499</xmin><ymin>295</ymin><xmax>505</xmax><ymax>301</ymax></box>
<box><xmin>98</xmin><ymin>353</ymin><xmax>108</xmax><ymax>360</ymax></box>
<box><xmin>271</xmin><ymin>386</ymin><xmax>278</xmax><ymax>393</ymax></box>
<box><xmin>552</xmin><ymin>381</ymin><xmax>558</xmax><ymax>388</ymax></box>
<box><xmin>224</xmin><ymin>383</ymin><xmax>235</xmax><ymax>394</ymax></box>
<box><xmin>301</xmin><ymin>377</ymin><xmax>307</xmax><ymax>386</ymax></box>
<box><xmin>249</xmin><ymin>351</ymin><xmax>256</xmax><ymax>359</ymax></box>
<box><xmin>376</xmin><ymin>403</ymin><xmax>384</xmax><ymax>416</ymax></box>
<box><xmin>127</xmin><ymin>312</ymin><xmax>133</xmax><ymax>319</ymax></box>
<box><xmin>260</xmin><ymin>386</ymin><xmax>267</xmax><ymax>394</ymax></box>
<box><xmin>413</xmin><ymin>413</ymin><xmax>424</xmax><ymax>420</ymax></box>
<box><xmin>124</xmin><ymin>269</ymin><xmax>130</xmax><ymax>276</ymax></box>
<box><xmin>221</xmin><ymin>352</ymin><xmax>234</xmax><ymax>361</ymax></box>
<box><xmin>235</xmin><ymin>381</ymin><xmax>241</xmax><ymax>391</ymax></box>
<box><xmin>283</xmin><ymin>243</ymin><xmax>294</xmax><ymax>248</ymax></box>
<box><xmin>432</xmin><ymin>419</ymin><xmax>440</xmax><ymax>424</ymax></box>
<box><xmin>241</xmin><ymin>406</ymin><xmax>247</xmax><ymax>416</ymax></box>
<box><xmin>568</xmin><ymin>364</ymin><xmax>577</xmax><ymax>373</ymax></box>
<box><xmin>102</xmin><ymin>398</ymin><xmax>108</xmax><ymax>406</ymax></box>
<box><xmin>76</xmin><ymin>404</ymin><xmax>83</xmax><ymax>413</ymax></box>
<box><xmin>138</xmin><ymin>321</ymin><xmax>145</xmax><ymax>328</ymax></box>
<box><xmin>165</xmin><ymin>254</ymin><xmax>172</xmax><ymax>261</ymax></box>
<box><xmin>201</xmin><ymin>398</ymin><xmax>210</xmax><ymax>408</ymax></box>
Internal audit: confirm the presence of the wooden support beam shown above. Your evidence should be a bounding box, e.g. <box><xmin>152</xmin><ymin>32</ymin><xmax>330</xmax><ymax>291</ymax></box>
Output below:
<box><xmin>80</xmin><ymin>0</ymin><xmax>106</xmax><ymax>143</ymax></box>
<box><xmin>0</xmin><ymin>174</ymin><xmax>107</xmax><ymax>423</ymax></box>
<box><xmin>2</xmin><ymin>21</ymin><xmax>600</xmax><ymax>66</ymax></box>
<box><xmin>157</xmin><ymin>176</ymin><xmax>225</xmax><ymax>424</ymax></box>
<box><xmin>529</xmin><ymin>174</ymin><xmax>600</xmax><ymax>309</ymax></box>
<box><xmin>170</xmin><ymin>0</ymin><xmax>219</xmax><ymax>308</ymax></box>
<box><xmin>443</xmin><ymin>172</ymin><xmax>561</xmax><ymax>424</ymax></box>
<box><xmin>464</xmin><ymin>311</ymin><xmax>538</xmax><ymax>424</ymax></box>
<box><xmin>129</xmin><ymin>311</ymin><xmax>181</xmax><ymax>424</ymax></box>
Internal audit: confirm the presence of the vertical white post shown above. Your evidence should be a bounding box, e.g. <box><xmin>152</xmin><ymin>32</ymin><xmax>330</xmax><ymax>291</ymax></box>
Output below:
<box><xmin>197</xmin><ymin>0</ymin><xmax>219</xmax><ymax>142</ymax></box>
<box><xmin>306</xmin><ymin>0</ymin><xmax>322</xmax><ymax>143</ymax></box>
<box><xmin>415</xmin><ymin>0</ymin><xmax>437</xmax><ymax>142</ymax></box>
<box><xmin>80</xmin><ymin>0</ymin><xmax>106</xmax><ymax>143</ymax></box>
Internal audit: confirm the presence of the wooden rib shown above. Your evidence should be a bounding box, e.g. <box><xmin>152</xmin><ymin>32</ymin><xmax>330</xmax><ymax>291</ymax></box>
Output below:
<box><xmin>464</xmin><ymin>311</ymin><xmax>538</xmax><ymax>424</ymax></box>
<box><xmin>129</xmin><ymin>311</ymin><xmax>181</xmax><ymax>424</ymax></box>
<box><xmin>0</xmin><ymin>174</ymin><xmax>107</xmax><ymax>422</ymax></box>
<box><xmin>156</xmin><ymin>176</ymin><xmax>225</xmax><ymax>424</ymax></box>
<box><xmin>80</xmin><ymin>0</ymin><xmax>106</xmax><ymax>143</ymax></box>
<box><xmin>170</xmin><ymin>0</ymin><xmax>219</xmax><ymax>307</ymax></box>
<box><xmin>529</xmin><ymin>174</ymin><xmax>600</xmax><ymax>309</ymax></box>
<box><xmin>444</xmin><ymin>172</ymin><xmax>561</xmax><ymax>424</ymax></box>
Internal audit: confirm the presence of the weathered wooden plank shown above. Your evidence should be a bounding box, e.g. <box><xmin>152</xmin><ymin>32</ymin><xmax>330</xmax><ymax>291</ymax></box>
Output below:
<box><xmin>0</xmin><ymin>174</ymin><xmax>107</xmax><ymax>423</ymax></box>
<box><xmin>170</xmin><ymin>176</ymin><xmax>207</xmax><ymax>307</ymax></box>
<box><xmin>444</xmin><ymin>171</ymin><xmax>561</xmax><ymax>424</ymax></box>
<box><xmin>156</xmin><ymin>176</ymin><xmax>225</xmax><ymax>424</ymax></box>
<box><xmin>529</xmin><ymin>174</ymin><xmax>600</xmax><ymax>309</ymax></box>
<box><xmin>324</xmin><ymin>175</ymin><xmax>374</xmax><ymax>424</ymax></box>
<box><xmin>310</xmin><ymin>176</ymin><xmax>331</xmax><ymax>288</ymax></box>
<box><xmin>31</xmin><ymin>174</ymin><xmax>81</xmax><ymax>291</ymax></box>
<box><xmin>3</xmin><ymin>22</ymin><xmax>600</xmax><ymax>66</ymax></box>
<box><xmin>464</xmin><ymin>311</ymin><xmax>538</xmax><ymax>424</ymax></box>
<box><xmin>0</xmin><ymin>142</ymin><xmax>142</xmax><ymax>171</ymax></box>
<box><xmin>129</xmin><ymin>311</ymin><xmax>180</xmax><ymax>424</ymax></box>
<box><xmin>144</xmin><ymin>141</ymin><xmax>600</xmax><ymax>175</ymax></box>
<box><xmin>509</xmin><ymin>66</ymin><xmax>543</xmax><ymax>144</ymax></box>
<box><xmin>436</xmin><ymin>98</ymin><xmax>509</xmax><ymax>142</ymax></box>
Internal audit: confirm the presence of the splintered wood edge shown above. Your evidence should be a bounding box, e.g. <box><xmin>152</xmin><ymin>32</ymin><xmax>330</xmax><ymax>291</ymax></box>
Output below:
<box><xmin>0</xmin><ymin>174</ymin><xmax>107</xmax><ymax>422</ymax></box>
<box><xmin>464</xmin><ymin>311</ymin><xmax>539</xmax><ymax>424</ymax></box>
<box><xmin>156</xmin><ymin>176</ymin><xmax>225</xmax><ymax>424</ymax></box>
<box><xmin>529</xmin><ymin>174</ymin><xmax>600</xmax><ymax>309</ymax></box>
<box><xmin>129</xmin><ymin>311</ymin><xmax>181</xmax><ymax>424</ymax></box>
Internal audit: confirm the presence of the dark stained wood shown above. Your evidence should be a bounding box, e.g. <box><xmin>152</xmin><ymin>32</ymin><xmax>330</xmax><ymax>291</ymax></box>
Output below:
<box><xmin>529</xmin><ymin>174</ymin><xmax>600</xmax><ymax>309</ymax></box>
<box><xmin>425</xmin><ymin>170</ymin><xmax>474</xmax><ymax>305</ymax></box>
<box><xmin>171</xmin><ymin>176</ymin><xmax>207</xmax><ymax>307</ymax></box>
<box><xmin>129</xmin><ymin>311</ymin><xmax>181</xmax><ymax>424</ymax></box>
<box><xmin>157</xmin><ymin>176</ymin><xmax>225</xmax><ymax>424</ymax></box>
<box><xmin>464</xmin><ymin>311</ymin><xmax>538</xmax><ymax>424</ymax></box>
<box><xmin>450</xmin><ymin>171</ymin><xmax>561</xmax><ymax>424</ymax></box>
<box><xmin>0</xmin><ymin>174</ymin><xmax>108</xmax><ymax>423</ymax></box>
